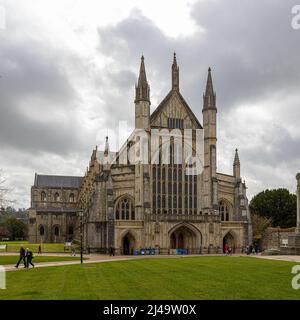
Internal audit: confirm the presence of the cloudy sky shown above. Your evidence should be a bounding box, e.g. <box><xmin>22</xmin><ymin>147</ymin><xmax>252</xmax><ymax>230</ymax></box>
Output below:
<box><xmin>0</xmin><ymin>0</ymin><xmax>299</xmax><ymax>208</ymax></box>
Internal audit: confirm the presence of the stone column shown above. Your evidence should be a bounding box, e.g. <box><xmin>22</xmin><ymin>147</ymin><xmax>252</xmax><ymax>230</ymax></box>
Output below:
<box><xmin>296</xmin><ymin>173</ymin><xmax>300</xmax><ymax>234</ymax></box>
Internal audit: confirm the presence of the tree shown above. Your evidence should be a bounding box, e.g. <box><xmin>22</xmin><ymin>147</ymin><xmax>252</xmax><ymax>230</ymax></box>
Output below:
<box><xmin>5</xmin><ymin>218</ymin><xmax>28</xmax><ymax>240</ymax></box>
<box><xmin>249</xmin><ymin>188</ymin><xmax>296</xmax><ymax>228</ymax></box>
<box><xmin>0</xmin><ymin>169</ymin><xmax>11</xmax><ymax>208</ymax></box>
<box><xmin>251</xmin><ymin>214</ymin><xmax>272</xmax><ymax>241</ymax></box>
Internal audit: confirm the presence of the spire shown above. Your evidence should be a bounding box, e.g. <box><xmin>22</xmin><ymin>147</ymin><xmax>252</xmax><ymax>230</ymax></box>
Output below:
<box><xmin>135</xmin><ymin>55</ymin><xmax>150</xmax><ymax>103</ymax></box>
<box><xmin>172</xmin><ymin>52</ymin><xmax>179</xmax><ymax>91</ymax></box>
<box><xmin>203</xmin><ymin>67</ymin><xmax>216</xmax><ymax>109</ymax></box>
<box><xmin>233</xmin><ymin>148</ymin><xmax>240</xmax><ymax>166</ymax></box>
<box><xmin>104</xmin><ymin>136</ymin><xmax>109</xmax><ymax>157</ymax></box>
<box><xmin>233</xmin><ymin>148</ymin><xmax>241</xmax><ymax>179</ymax></box>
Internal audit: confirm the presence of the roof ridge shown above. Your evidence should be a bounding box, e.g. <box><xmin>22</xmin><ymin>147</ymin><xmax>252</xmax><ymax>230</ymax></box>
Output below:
<box><xmin>36</xmin><ymin>174</ymin><xmax>83</xmax><ymax>178</ymax></box>
<box><xmin>150</xmin><ymin>90</ymin><xmax>202</xmax><ymax>128</ymax></box>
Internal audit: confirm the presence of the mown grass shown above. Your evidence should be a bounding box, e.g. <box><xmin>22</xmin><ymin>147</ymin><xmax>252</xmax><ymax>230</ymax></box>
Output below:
<box><xmin>0</xmin><ymin>256</ymin><xmax>299</xmax><ymax>300</ymax></box>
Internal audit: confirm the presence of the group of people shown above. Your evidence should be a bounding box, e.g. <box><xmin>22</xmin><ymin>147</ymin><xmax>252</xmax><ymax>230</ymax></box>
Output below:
<box><xmin>224</xmin><ymin>243</ymin><xmax>259</xmax><ymax>255</ymax></box>
<box><xmin>224</xmin><ymin>243</ymin><xmax>236</xmax><ymax>255</ymax></box>
<box><xmin>243</xmin><ymin>244</ymin><xmax>259</xmax><ymax>255</ymax></box>
<box><xmin>15</xmin><ymin>246</ymin><xmax>35</xmax><ymax>269</ymax></box>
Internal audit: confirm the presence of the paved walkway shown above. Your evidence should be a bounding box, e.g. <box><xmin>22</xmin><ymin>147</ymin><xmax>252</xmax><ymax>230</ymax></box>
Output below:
<box><xmin>3</xmin><ymin>255</ymin><xmax>138</xmax><ymax>272</ymax></box>
<box><xmin>251</xmin><ymin>255</ymin><xmax>300</xmax><ymax>263</ymax></box>
<box><xmin>3</xmin><ymin>253</ymin><xmax>300</xmax><ymax>272</ymax></box>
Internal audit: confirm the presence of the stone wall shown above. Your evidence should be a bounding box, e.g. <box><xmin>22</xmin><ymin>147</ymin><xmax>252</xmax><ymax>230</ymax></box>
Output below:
<box><xmin>261</xmin><ymin>227</ymin><xmax>295</xmax><ymax>250</ymax></box>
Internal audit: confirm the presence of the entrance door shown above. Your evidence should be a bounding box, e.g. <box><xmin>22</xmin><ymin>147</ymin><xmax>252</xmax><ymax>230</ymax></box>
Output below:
<box><xmin>123</xmin><ymin>236</ymin><xmax>130</xmax><ymax>255</ymax></box>
<box><xmin>122</xmin><ymin>233</ymin><xmax>135</xmax><ymax>255</ymax></box>
<box><xmin>169</xmin><ymin>225</ymin><xmax>199</xmax><ymax>253</ymax></box>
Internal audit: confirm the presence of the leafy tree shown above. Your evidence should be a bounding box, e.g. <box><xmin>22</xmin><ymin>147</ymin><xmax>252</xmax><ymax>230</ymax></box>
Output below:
<box><xmin>250</xmin><ymin>189</ymin><xmax>296</xmax><ymax>228</ymax></box>
<box><xmin>5</xmin><ymin>218</ymin><xmax>28</xmax><ymax>240</ymax></box>
<box><xmin>251</xmin><ymin>214</ymin><xmax>272</xmax><ymax>241</ymax></box>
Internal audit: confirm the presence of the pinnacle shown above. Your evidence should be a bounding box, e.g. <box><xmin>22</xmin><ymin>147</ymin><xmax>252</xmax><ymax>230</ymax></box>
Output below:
<box><xmin>234</xmin><ymin>148</ymin><xmax>240</xmax><ymax>165</ymax></box>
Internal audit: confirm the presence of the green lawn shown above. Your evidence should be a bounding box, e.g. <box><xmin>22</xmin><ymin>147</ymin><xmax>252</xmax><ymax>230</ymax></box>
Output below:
<box><xmin>0</xmin><ymin>255</ymin><xmax>82</xmax><ymax>265</ymax></box>
<box><xmin>0</xmin><ymin>256</ymin><xmax>299</xmax><ymax>300</ymax></box>
<box><xmin>0</xmin><ymin>241</ymin><xmax>77</xmax><ymax>253</ymax></box>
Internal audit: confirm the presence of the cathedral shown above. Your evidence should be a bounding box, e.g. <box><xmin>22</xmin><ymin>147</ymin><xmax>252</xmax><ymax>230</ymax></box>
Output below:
<box><xmin>28</xmin><ymin>54</ymin><xmax>252</xmax><ymax>254</ymax></box>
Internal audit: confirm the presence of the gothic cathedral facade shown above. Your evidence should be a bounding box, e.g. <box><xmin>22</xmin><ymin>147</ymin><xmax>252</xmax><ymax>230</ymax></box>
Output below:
<box><xmin>28</xmin><ymin>54</ymin><xmax>252</xmax><ymax>254</ymax></box>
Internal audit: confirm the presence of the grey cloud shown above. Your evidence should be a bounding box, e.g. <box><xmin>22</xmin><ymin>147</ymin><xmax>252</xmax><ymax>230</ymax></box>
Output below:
<box><xmin>97</xmin><ymin>1</ymin><xmax>300</xmax><ymax>111</ymax></box>
<box><xmin>96</xmin><ymin>2</ymin><xmax>300</xmax><ymax>200</ymax></box>
<box><xmin>0</xmin><ymin>29</ymin><xmax>88</xmax><ymax>155</ymax></box>
<box><xmin>190</xmin><ymin>0</ymin><xmax>300</xmax><ymax>108</ymax></box>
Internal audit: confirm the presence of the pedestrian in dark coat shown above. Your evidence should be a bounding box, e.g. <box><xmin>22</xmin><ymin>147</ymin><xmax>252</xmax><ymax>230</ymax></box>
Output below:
<box><xmin>15</xmin><ymin>246</ymin><xmax>26</xmax><ymax>268</ymax></box>
<box><xmin>26</xmin><ymin>248</ymin><xmax>35</xmax><ymax>268</ymax></box>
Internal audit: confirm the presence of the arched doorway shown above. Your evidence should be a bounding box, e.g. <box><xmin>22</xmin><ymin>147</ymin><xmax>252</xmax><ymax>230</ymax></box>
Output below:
<box><xmin>223</xmin><ymin>232</ymin><xmax>236</xmax><ymax>253</ymax></box>
<box><xmin>122</xmin><ymin>232</ymin><xmax>135</xmax><ymax>255</ymax></box>
<box><xmin>169</xmin><ymin>224</ymin><xmax>201</xmax><ymax>253</ymax></box>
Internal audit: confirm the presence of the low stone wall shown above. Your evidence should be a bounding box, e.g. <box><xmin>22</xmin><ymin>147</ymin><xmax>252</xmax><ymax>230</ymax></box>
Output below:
<box><xmin>261</xmin><ymin>227</ymin><xmax>295</xmax><ymax>251</ymax></box>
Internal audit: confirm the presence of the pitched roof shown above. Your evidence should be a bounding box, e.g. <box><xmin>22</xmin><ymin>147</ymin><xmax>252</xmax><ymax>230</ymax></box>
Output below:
<box><xmin>150</xmin><ymin>90</ymin><xmax>202</xmax><ymax>129</ymax></box>
<box><xmin>34</xmin><ymin>174</ymin><xmax>83</xmax><ymax>189</ymax></box>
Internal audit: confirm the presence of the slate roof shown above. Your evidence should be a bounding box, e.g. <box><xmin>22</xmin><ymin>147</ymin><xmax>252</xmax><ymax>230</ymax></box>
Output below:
<box><xmin>35</xmin><ymin>207</ymin><xmax>78</xmax><ymax>213</ymax></box>
<box><xmin>34</xmin><ymin>174</ymin><xmax>83</xmax><ymax>189</ymax></box>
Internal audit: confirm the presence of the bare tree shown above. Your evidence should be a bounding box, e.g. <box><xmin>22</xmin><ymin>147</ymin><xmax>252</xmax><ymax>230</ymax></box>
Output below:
<box><xmin>251</xmin><ymin>214</ymin><xmax>272</xmax><ymax>242</ymax></box>
<box><xmin>0</xmin><ymin>169</ymin><xmax>12</xmax><ymax>208</ymax></box>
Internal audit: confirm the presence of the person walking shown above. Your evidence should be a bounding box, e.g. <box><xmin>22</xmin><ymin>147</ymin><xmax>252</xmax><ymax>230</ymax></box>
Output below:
<box><xmin>71</xmin><ymin>247</ymin><xmax>76</xmax><ymax>256</ymax></box>
<box><xmin>38</xmin><ymin>245</ymin><xmax>42</xmax><ymax>254</ymax></box>
<box><xmin>249</xmin><ymin>244</ymin><xmax>253</xmax><ymax>255</ymax></box>
<box><xmin>224</xmin><ymin>243</ymin><xmax>229</xmax><ymax>255</ymax></box>
<box><xmin>15</xmin><ymin>246</ymin><xmax>26</xmax><ymax>268</ymax></box>
<box><xmin>246</xmin><ymin>245</ymin><xmax>250</xmax><ymax>255</ymax></box>
<box><xmin>26</xmin><ymin>248</ymin><xmax>35</xmax><ymax>268</ymax></box>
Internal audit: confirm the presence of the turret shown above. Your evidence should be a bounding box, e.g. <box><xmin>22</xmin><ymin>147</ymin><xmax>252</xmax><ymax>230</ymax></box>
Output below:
<box><xmin>135</xmin><ymin>56</ymin><xmax>150</xmax><ymax>130</ymax></box>
<box><xmin>104</xmin><ymin>136</ymin><xmax>109</xmax><ymax>157</ymax></box>
<box><xmin>233</xmin><ymin>148</ymin><xmax>241</xmax><ymax>179</ymax></box>
<box><xmin>202</xmin><ymin>67</ymin><xmax>218</xmax><ymax>213</ymax></box>
<box><xmin>172</xmin><ymin>52</ymin><xmax>179</xmax><ymax>91</ymax></box>
<box><xmin>103</xmin><ymin>136</ymin><xmax>111</xmax><ymax>172</ymax></box>
<box><xmin>203</xmin><ymin>67</ymin><xmax>216</xmax><ymax>110</ymax></box>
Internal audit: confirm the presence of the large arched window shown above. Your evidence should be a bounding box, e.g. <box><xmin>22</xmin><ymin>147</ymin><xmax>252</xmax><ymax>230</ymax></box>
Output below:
<box><xmin>219</xmin><ymin>200</ymin><xmax>233</xmax><ymax>221</ymax></box>
<box><xmin>54</xmin><ymin>193</ymin><xmax>60</xmax><ymax>202</ymax></box>
<box><xmin>115</xmin><ymin>197</ymin><xmax>135</xmax><ymax>220</ymax></box>
<box><xmin>41</xmin><ymin>191</ymin><xmax>47</xmax><ymax>202</ymax></box>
